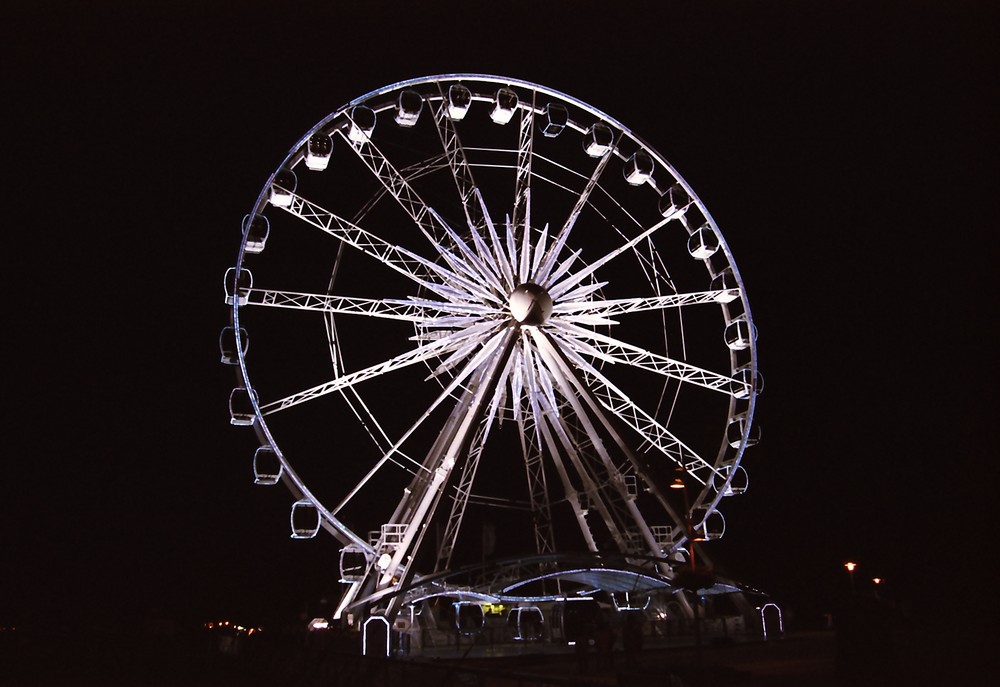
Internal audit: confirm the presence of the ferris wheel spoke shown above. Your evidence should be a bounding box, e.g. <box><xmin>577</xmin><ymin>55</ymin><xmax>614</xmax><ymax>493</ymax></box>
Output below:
<box><xmin>277</xmin><ymin>192</ymin><xmax>462</xmax><ymax>296</ymax></box>
<box><xmin>547</xmin><ymin>215</ymin><xmax>674</xmax><ymax>300</ymax></box>
<box><xmin>511</xmin><ymin>97</ymin><xmax>535</xmax><ymax>233</ymax></box>
<box><xmin>532</xmin><ymin>367</ymin><xmax>635</xmax><ymax>553</ymax></box>
<box><xmin>531</xmin><ymin>329</ymin><xmax>717</xmax><ymax>482</ymax></box>
<box><xmin>541</xmin><ymin>247</ymin><xmax>584</xmax><ymax>292</ymax></box>
<box><xmin>280</xmin><ymin>190</ymin><xmax>493</xmax><ymax>306</ymax></box>
<box><xmin>425</xmin><ymin>209</ymin><xmax>507</xmax><ymax>298</ymax></box>
<box><xmin>336</xmin><ymin>125</ymin><xmax>454</xmax><ymax>251</ymax></box>
<box><xmin>377</xmin><ymin>329</ymin><xmax>519</xmax><ymax>610</ymax></box>
<box><xmin>553</xmin><ymin>290</ymin><xmax>739</xmax><ymax>318</ymax></box>
<box><xmin>434</xmin><ymin>348</ymin><xmax>514</xmax><ymax>571</ymax></box>
<box><xmin>395</xmin><ymin>240</ymin><xmax>502</xmax><ymax>306</ymax></box>
<box><xmin>513</xmin><ymin>369</ymin><xmax>556</xmax><ymax>555</ymax></box>
<box><xmin>555</xmin><ymin>280</ymin><xmax>609</xmax><ymax>305</ymax></box>
<box><xmin>530</xmin><ymin>334</ymin><xmax>663</xmax><ymax>551</ymax></box>
<box><xmin>549</xmin><ymin>321</ymin><xmax>745</xmax><ymax>396</ymax></box>
<box><xmin>466</xmin><ymin>195</ymin><xmax>510</xmax><ymax>289</ymax></box>
<box><xmin>529</xmin><ymin>333</ymin><xmax>692</xmax><ymax>551</ymax></box>
<box><xmin>430</xmin><ymin>89</ymin><xmax>486</xmax><ymax>235</ymax></box>
<box><xmin>534</xmin><ymin>135</ymin><xmax>617</xmax><ymax>285</ymax></box>
<box><xmin>260</xmin><ymin>322</ymin><xmax>502</xmax><ymax>415</ymax></box>
<box><xmin>478</xmin><ymin>192</ymin><xmax>517</xmax><ymax>292</ymax></box>
<box><xmin>349</xmin><ymin>154</ymin><xmax>450</xmax><ymax>231</ymax></box>
<box><xmin>242</xmin><ymin>288</ymin><xmax>488</xmax><ymax>323</ymax></box>
<box><xmin>333</xmin><ymin>327</ymin><xmax>513</xmax><ymax>518</ymax></box>
<box><xmin>525</xmin><ymin>368</ymin><xmax>599</xmax><ymax>552</ymax></box>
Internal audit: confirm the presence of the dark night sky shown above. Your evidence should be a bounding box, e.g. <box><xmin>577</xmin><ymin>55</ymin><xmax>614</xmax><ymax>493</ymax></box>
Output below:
<box><xmin>3</xmin><ymin>1</ymin><xmax>997</xmax><ymax>631</ymax></box>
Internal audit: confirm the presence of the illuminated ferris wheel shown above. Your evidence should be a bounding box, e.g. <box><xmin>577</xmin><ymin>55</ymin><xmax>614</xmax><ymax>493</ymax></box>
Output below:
<box><xmin>221</xmin><ymin>75</ymin><xmax>760</xmax><ymax>621</ymax></box>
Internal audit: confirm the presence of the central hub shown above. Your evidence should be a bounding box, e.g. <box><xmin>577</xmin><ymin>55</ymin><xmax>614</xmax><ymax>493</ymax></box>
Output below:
<box><xmin>508</xmin><ymin>283</ymin><xmax>553</xmax><ymax>326</ymax></box>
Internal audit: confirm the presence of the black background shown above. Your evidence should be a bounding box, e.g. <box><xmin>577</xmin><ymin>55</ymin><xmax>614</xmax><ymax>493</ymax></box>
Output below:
<box><xmin>3</xmin><ymin>0</ymin><xmax>997</xmax><ymax>634</ymax></box>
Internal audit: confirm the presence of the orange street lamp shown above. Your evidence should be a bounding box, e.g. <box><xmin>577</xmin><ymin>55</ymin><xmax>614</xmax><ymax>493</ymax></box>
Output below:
<box><xmin>844</xmin><ymin>561</ymin><xmax>857</xmax><ymax>593</ymax></box>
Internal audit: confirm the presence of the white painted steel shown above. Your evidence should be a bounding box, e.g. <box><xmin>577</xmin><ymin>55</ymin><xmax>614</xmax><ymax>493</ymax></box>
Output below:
<box><xmin>225</xmin><ymin>75</ymin><xmax>759</xmax><ymax>626</ymax></box>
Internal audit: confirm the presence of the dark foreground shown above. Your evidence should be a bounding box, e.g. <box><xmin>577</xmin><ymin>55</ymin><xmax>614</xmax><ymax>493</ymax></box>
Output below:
<box><xmin>1</xmin><ymin>626</ymin><xmax>993</xmax><ymax>686</ymax></box>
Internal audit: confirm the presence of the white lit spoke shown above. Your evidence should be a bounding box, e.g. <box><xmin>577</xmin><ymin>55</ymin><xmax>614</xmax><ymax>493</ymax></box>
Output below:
<box><xmin>481</xmin><ymin>191</ymin><xmax>517</xmax><ymax>292</ymax></box>
<box><xmin>530</xmin><ymin>378</ymin><xmax>599</xmax><ymax>552</ymax></box>
<box><xmin>431</xmin><ymin>88</ymin><xmax>483</xmax><ymax>232</ymax></box>
<box><xmin>512</xmin><ymin>98</ymin><xmax>535</xmax><ymax>232</ymax></box>
<box><xmin>425</xmin><ymin>209</ymin><xmax>507</xmax><ymax>301</ymax></box>
<box><xmin>260</xmin><ymin>321</ymin><xmax>503</xmax><ymax>415</ymax></box>
<box><xmin>535</xmin><ymin>137</ymin><xmax>616</xmax><ymax>285</ymax></box>
<box><xmin>559</xmin><ymin>346</ymin><xmax>718</xmax><ymax>483</ymax></box>
<box><xmin>531</xmin><ymin>358</ymin><xmax>634</xmax><ymax>552</ymax></box>
<box><xmin>243</xmin><ymin>288</ymin><xmax>489</xmax><ymax>323</ymax></box>
<box><xmin>514</xmin><ymin>374</ymin><xmax>556</xmax><ymax>555</ymax></box>
<box><xmin>552</xmin><ymin>290</ymin><xmax>738</xmax><ymax>318</ymax></box>
<box><xmin>434</xmin><ymin>349</ymin><xmax>513</xmax><ymax>571</ymax></box>
<box><xmin>333</xmin><ymin>327</ymin><xmax>513</xmax><ymax>517</ymax></box>
<box><xmin>278</xmin><ymin>192</ymin><xmax>442</xmax><ymax>286</ymax></box>
<box><xmin>547</xmin><ymin>215</ymin><xmax>673</xmax><ymax>299</ymax></box>
<box><xmin>337</xmin><ymin>125</ymin><xmax>453</xmax><ymax>251</ymax></box>
<box><xmin>549</xmin><ymin>320</ymin><xmax>746</xmax><ymax>396</ymax></box>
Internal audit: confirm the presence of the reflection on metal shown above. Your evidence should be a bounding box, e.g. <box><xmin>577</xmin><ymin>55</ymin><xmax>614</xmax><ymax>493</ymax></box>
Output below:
<box><xmin>223</xmin><ymin>75</ymin><xmax>760</xmax><ymax>631</ymax></box>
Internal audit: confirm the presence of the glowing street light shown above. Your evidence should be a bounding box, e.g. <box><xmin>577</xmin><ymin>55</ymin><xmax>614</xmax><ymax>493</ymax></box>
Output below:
<box><xmin>844</xmin><ymin>561</ymin><xmax>857</xmax><ymax>593</ymax></box>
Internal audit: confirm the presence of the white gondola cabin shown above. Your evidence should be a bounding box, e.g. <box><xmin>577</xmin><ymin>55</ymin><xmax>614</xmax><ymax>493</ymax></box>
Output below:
<box><xmin>507</xmin><ymin>606</ymin><xmax>544</xmax><ymax>641</ymax></box>
<box><xmin>690</xmin><ymin>508</ymin><xmax>726</xmax><ymax>541</ymax></box>
<box><xmin>339</xmin><ymin>546</ymin><xmax>369</xmax><ymax>583</ymax></box>
<box><xmin>454</xmin><ymin>602</ymin><xmax>485</xmax><ymax>636</ymax></box>
<box><xmin>540</xmin><ymin>102</ymin><xmax>568</xmax><ymax>137</ymax></box>
<box><xmin>658</xmin><ymin>183</ymin><xmax>690</xmax><ymax>220</ymax></box>
<box><xmin>727</xmin><ymin>415</ymin><xmax>761</xmax><ymax>448</ymax></box>
<box><xmin>731</xmin><ymin>367</ymin><xmax>762</xmax><ymax>399</ymax></box>
<box><xmin>290</xmin><ymin>499</ymin><xmax>321</xmax><ymax>539</ymax></box>
<box><xmin>583</xmin><ymin>122</ymin><xmax>614</xmax><ymax>157</ymax></box>
<box><xmin>623</xmin><ymin>151</ymin><xmax>654</xmax><ymax>185</ymax></box>
<box><xmin>712</xmin><ymin>464</ymin><xmax>749</xmax><ymax>496</ymax></box>
<box><xmin>229</xmin><ymin>387</ymin><xmax>258</xmax><ymax>426</ymax></box>
<box><xmin>394</xmin><ymin>89</ymin><xmax>423</xmax><ymax>127</ymax></box>
<box><xmin>243</xmin><ymin>213</ymin><xmax>269</xmax><ymax>254</ymax></box>
<box><xmin>490</xmin><ymin>88</ymin><xmax>518</xmax><ymax>124</ymax></box>
<box><xmin>447</xmin><ymin>84</ymin><xmax>472</xmax><ymax>120</ymax></box>
<box><xmin>304</xmin><ymin>133</ymin><xmax>332</xmax><ymax>171</ymax></box>
<box><xmin>218</xmin><ymin>326</ymin><xmax>248</xmax><ymax>365</ymax></box>
<box><xmin>348</xmin><ymin>105</ymin><xmax>376</xmax><ymax>142</ymax></box>
<box><xmin>687</xmin><ymin>224</ymin><xmax>720</xmax><ymax>259</ymax></box>
<box><xmin>269</xmin><ymin>168</ymin><xmax>296</xmax><ymax>207</ymax></box>
<box><xmin>253</xmin><ymin>446</ymin><xmax>281</xmax><ymax>485</ymax></box>
<box><xmin>724</xmin><ymin>318</ymin><xmax>756</xmax><ymax>351</ymax></box>
<box><xmin>711</xmin><ymin>268</ymin><xmax>739</xmax><ymax>302</ymax></box>
<box><xmin>224</xmin><ymin>267</ymin><xmax>252</xmax><ymax>306</ymax></box>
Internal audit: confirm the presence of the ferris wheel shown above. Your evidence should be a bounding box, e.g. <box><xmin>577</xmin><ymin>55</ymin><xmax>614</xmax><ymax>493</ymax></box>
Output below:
<box><xmin>221</xmin><ymin>75</ymin><xmax>760</xmax><ymax>621</ymax></box>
